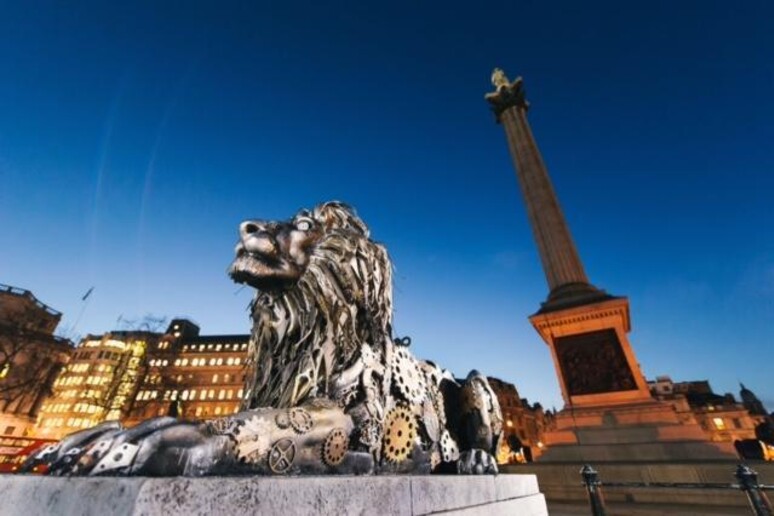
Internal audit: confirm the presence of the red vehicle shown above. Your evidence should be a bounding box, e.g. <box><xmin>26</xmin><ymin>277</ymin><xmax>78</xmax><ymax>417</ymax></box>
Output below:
<box><xmin>0</xmin><ymin>435</ymin><xmax>57</xmax><ymax>473</ymax></box>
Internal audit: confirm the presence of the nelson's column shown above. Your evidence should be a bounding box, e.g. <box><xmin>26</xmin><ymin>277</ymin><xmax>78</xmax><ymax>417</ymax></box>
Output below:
<box><xmin>485</xmin><ymin>69</ymin><xmax>734</xmax><ymax>461</ymax></box>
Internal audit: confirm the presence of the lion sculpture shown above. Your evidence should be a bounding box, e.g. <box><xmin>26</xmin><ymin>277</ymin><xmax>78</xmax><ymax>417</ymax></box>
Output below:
<box><xmin>25</xmin><ymin>202</ymin><xmax>503</xmax><ymax>476</ymax></box>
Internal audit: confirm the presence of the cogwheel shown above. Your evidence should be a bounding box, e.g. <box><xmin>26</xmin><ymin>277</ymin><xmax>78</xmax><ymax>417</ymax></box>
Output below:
<box><xmin>288</xmin><ymin>407</ymin><xmax>314</xmax><ymax>434</ymax></box>
<box><xmin>321</xmin><ymin>427</ymin><xmax>349</xmax><ymax>467</ymax></box>
<box><xmin>382</xmin><ymin>405</ymin><xmax>416</xmax><ymax>463</ymax></box>
<box><xmin>268</xmin><ymin>438</ymin><xmax>296</xmax><ymax>474</ymax></box>
<box><xmin>391</xmin><ymin>347</ymin><xmax>426</xmax><ymax>405</ymax></box>
<box><xmin>440</xmin><ymin>430</ymin><xmax>460</xmax><ymax>463</ymax></box>
<box><xmin>275</xmin><ymin>411</ymin><xmax>290</xmax><ymax>429</ymax></box>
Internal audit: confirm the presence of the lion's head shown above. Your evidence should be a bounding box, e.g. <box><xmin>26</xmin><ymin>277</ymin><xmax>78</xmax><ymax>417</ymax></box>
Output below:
<box><xmin>229</xmin><ymin>202</ymin><xmax>393</xmax><ymax>409</ymax></box>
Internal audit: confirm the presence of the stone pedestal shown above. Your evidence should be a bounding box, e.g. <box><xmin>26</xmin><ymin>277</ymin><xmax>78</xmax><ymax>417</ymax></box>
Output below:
<box><xmin>530</xmin><ymin>295</ymin><xmax>736</xmax><ymax>462</ymax></box>
<box><xmin>0</xmin><ymin>474</ymin><xmax>547</xmax><ymax>516</ymax></box>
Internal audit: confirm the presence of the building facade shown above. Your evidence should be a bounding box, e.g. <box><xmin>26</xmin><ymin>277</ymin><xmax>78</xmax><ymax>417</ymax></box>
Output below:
<box><xmin>35</xmin><ymin>330</ymin><xmax>160</xmax><ymax>439</ymax></box>
<box><xmin>123</xmin><ymin>319</ymin><xmax>249</xmax><ymax>425</ymax></box>
<box><xmin>487</xmin><ymin>377</ymin><xmax>554</xmax><ymax>463</ymax></box>
<box><xmin>0</xmin><ymin>284</ymin><xmax>72</xmax><ymax>437</ymax></box>
<box><xmin>649</xmin><ymin>376</ymin><xmax>765</xmax><ymax>444</ymax></box>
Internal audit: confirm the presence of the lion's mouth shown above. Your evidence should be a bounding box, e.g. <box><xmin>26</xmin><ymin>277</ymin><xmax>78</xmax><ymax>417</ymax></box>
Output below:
<box><xmin>229</xmin><ymin>248</ymin><xmax>301</xmax><ymax>290</ymax></box>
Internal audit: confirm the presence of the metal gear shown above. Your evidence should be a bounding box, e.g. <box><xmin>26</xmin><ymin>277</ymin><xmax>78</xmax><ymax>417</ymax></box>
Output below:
<box><xmin>275</xmin><ymin>411</ymin><xmax>290</xmax><ymax>429</ymax></box>
<box><xmin>391</xmin><ymin>347</ymin><xmax>426</xmax><ymax>405</ymax></box>
<box><xmin>382</xmin><ymin>405</ymin><xmax>416</xmax><ymax>463</ymax></box>
<box><xmin>288</xmin><ymin>407</ymin><xmax>314</xmax><ymax>434</ymax></box>
<box><xmin>321</xmin><ymin>427</ymin><xmax>349</xmax><ymax>467</ymax></box>
<box><xmin>439</xmin><ymin>430</ymin><xmax>460</xmax><ymax>463</ymax></box>
<box><xmin>268</xmin><ymin>438</ymin><xmax>297</xmax><ymax>474</ymax></box>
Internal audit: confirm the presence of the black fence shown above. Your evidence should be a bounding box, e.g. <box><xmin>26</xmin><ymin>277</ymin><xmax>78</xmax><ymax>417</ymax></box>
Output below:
<box><xmin>580</xmin><ymin>463</ymin><xmax>774</xmax><ymax>516</ymax></box>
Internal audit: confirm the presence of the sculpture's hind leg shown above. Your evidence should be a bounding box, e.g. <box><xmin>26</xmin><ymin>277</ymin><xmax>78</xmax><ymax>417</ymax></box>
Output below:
<box><xmin>455</xmin><ymin>370</ymin><xmax>503</xmax><ymax>474</ymax></box>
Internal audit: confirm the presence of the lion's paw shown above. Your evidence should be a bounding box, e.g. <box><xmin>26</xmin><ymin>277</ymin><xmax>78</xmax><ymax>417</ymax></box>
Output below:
<box><xmin>456</xmin><ymin>448</ymin><xmax>498</xmax><ymax>475</ymax></box>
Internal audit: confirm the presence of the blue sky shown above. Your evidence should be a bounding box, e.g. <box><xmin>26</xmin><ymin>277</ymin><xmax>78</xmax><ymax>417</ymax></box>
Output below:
<box><xmin>1</xmin><ymin>1</ymin><xmax>772</xmax><ymax>411</ymax></box>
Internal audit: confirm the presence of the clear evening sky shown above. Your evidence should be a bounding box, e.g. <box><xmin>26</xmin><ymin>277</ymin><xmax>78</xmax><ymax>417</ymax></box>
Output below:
<box><xmin>1</xmin><ymin>1</ymin><xmax>772</xmax><ymax>411</ymax></box>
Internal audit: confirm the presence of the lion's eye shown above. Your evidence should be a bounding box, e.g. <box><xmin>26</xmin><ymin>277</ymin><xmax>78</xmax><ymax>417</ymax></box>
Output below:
<box><xmin>296</xmin><ymin>219</ymin><xmax>312</xmax><ymax>232</ymax></box>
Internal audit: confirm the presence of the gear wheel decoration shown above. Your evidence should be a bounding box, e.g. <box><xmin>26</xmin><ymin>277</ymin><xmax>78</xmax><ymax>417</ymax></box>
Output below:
<box><xmin>275</xmin><ymin>411</ymin><xmax>290</xmax><ymax>429</ymax></box>
<box><xmin>391</xmin><ymin>346</ymin><xmax>426</xmax><ymax>405</ymax></box>
<box><xmin>440</xmin><ymin>430</ymin><xmax>460</xmax><ymax>463</ymax></box>
<box><xmin>268</xmin><ymin>438</ymin><xmax>297</xmax><ymax>474</ymax></box>
<box><xmin>288</xmin><ymin>407</ymin><xmax>314</xmax><ymax>434</ymax></box>
<box><xmin>321</xmin><ymin>427</ymin><xmax>349</xmax><ymax>467</ymax></box>
<box><xmin>382</xmin><ymin>405</ymin><xmax>417</xmax><ymax>463</ymax></box>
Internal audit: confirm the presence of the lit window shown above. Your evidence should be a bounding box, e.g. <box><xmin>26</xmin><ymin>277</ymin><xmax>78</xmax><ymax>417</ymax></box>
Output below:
<box><xmin>227</xmin><ymin>358</ymin><xmax>234</xmax><ymax>366</ymax></box>
<box><xmin>192</xmin><ymin>358</ymin><xmax>199</xmax><ymax>366</ymax></box>
<box><xmin>218</xmin><ymin>390</ymin><xmax>225</xmax><ymax>400</ymax></box>
<box><xmin>713</xmin><ymin>417</ymin><xmax>726</xmax><ymax>430</ymax></box>
<box><xmin>199</xmin><ymin>390</ymin><xmax>207</xmax><ymax>401</ymax></box>
<box><xmin>174</xmin><ymin>359</ymin><xmax>181</xmax><ymax>366</ymax></box>
<box><xmin>216</xmin><ymin>344</ymin><xmax>222</xmax><ymax>351</ymax></box>
<box><xmin>195</xmin><ymin>407</ymin><xmax>203</xmax><ymax>417</ymax></box>
<box><xmin>209</xmin><ymin>358</ymin><xmax>216</xmax><ymax>366</ymax></box>
<box><xmin>212</xmin><ymin>374</ymin><xmax>219</xmax><ymax>383</ymax></box>
<box><xmin>234</xmin><ymin>358</ymin><xmax>241</xmax><ymax>366</ymax></box>
<box><xmin>162</xmin><ymin>360</ymin><xmax>168</xmax><ymax>367</ymax></box>
<box><xmin>199</xmin><ymin>345</ymin><xmax>205</xmax><ymax>351</ymax></box>
<box><xmin>227</xmin><ymin>389</ymin><xmax>233</xmax><ymax>399</ymax></box>
<box><xmin>181</xmin><ymin>359</ymin><xmax>188</xmax><ymax>366</ymax></box>
<box><xmin>208</xmin><ymin>389</ymin><xmax>215</xmax><ymax>400</ymax></box>
<box><xmin>181</xmin><ymin>390</ymin><xmax>189</xmax><ymax>401</ymax></box>
<box><xmin>217</xmin><ymin>358</ymin><xmax>223</xmax><ymax>366</ymax></box>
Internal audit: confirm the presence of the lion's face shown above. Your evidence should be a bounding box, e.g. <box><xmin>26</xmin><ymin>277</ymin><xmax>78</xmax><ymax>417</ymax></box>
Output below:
<box><xmin>229</xmin><ymin>213</ymin><xmax>322</xmax><ymax>291</ymax></box>
<box><xmin>228</xmin><ymin>202</ymin><xmax>369</xmax><ymax>292</ymax></box>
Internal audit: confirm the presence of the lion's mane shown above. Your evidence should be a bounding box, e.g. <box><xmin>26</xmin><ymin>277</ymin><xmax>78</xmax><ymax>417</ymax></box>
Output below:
<box><xmin>242</xmin><ymin>202</ymin><xmax>393</xmax><ymax>410</ymax></box>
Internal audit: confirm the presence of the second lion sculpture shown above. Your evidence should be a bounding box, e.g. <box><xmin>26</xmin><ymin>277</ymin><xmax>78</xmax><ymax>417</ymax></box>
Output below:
<box><xmin>25</xmin><ymin>202</ymin><xmax>503</xmax><ymax>476</ymax></box>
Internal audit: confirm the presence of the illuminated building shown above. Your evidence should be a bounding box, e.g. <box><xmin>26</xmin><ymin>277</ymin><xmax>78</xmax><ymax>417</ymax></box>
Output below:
<box><xmin>488</xmin><ymin>377</ymin><xmax>554</xmax><ymax>463</ymax></box>
<box><xmin>649</xmin><ymin>376</ymin><xmax>764</xmax><ymax>443</ymax></box>
<box><xmin>0</xmin><ymin>284</ymin><xmax>72</xmax><ymax>437</ymax></box>
<box><xmin>35</xmin><ymin>330</ymin><xmax>159</xmax><ymax>439</ymax></box>
<box><xmin>123</xmin><ymin>319</ymin><xmax>249</xmax><ymax>426</ymax></box>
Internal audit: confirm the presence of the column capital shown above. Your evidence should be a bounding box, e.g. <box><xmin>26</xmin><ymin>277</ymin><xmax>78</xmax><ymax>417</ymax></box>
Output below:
<box><xmin>484</xmin><ymin>68</ymin><xmax>529</xmax><ymax>122</ymax></box>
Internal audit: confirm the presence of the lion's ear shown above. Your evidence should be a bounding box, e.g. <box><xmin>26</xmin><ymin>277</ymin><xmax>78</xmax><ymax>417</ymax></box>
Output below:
<box><xmin>314</xmin><ymin>201</ymin><xmax>370</xmax><ymax>237</ymax></box>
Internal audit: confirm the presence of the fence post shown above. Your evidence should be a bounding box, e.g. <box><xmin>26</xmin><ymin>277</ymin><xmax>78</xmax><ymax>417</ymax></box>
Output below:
<box><xmin>580</xmin><ymin>463</ymin><xmax>607</xmax><ymax>516</ymax></box>
<box><xmin>735</xmin><ymin>463</ymin><xmax>774</xmax><ymax>516</ymax></box>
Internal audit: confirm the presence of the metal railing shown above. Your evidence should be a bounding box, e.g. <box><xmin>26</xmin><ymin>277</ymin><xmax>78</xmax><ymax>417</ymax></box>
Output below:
<box><xmin>581</xmin><ymin>463</ymin><xmax>774</xmax><ymax>516</ymax></box>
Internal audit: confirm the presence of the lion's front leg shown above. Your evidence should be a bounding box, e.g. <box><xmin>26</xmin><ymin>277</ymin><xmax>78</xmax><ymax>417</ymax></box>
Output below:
<box><xmin>26</xmin><ymin>399</ymin><xmax>373</xmax><ymax>477</ymax></box>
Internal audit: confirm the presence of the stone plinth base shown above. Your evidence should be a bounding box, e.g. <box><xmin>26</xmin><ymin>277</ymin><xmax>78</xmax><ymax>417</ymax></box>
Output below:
<box><xmin>0</xmin><ymin>474</ymin><xmax>547</xmax><ymax>516</ymax></box>
<box><xmin>539</xmin><ymin>402</ymin><xmax>736</xmax><ymax>462</ymax></box>
<box><xmin>508</xmin><ymin>461</ymin><xmax>774</xmax><ymax>512</ymax></box>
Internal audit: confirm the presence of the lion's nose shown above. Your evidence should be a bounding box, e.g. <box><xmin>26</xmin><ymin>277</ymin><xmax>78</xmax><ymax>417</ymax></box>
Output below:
<box><xmin>240</xmin><ymin>220</ymin><xmax>264</xmax><ymax>239</ymax></box>
<box><xmin>239</xmin><ymin>220</ymin><xmax>278</xmax><ymax>256</ymax></box>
